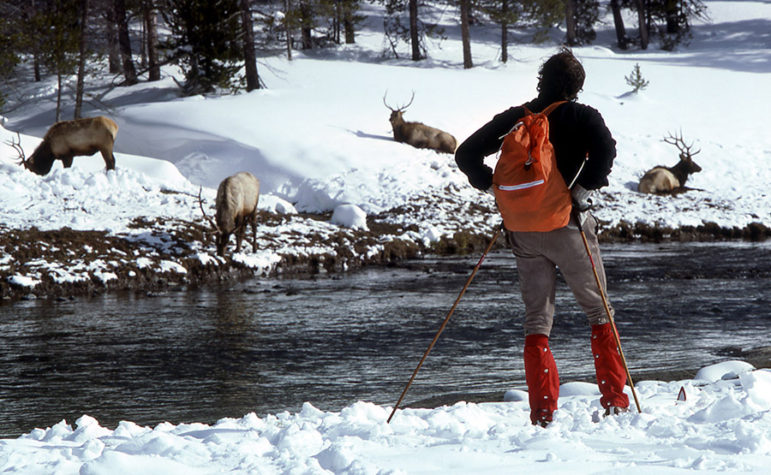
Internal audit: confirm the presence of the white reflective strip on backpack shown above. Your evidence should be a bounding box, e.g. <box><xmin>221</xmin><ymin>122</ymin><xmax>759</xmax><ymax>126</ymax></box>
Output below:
<box><xmin>498</xmin><ymin>121</ymin><xmax>526</xmax><ymax>140</ymax></box>
<box><xmin>498</xmin><ymin>179</ymin><xmax>545</xmax><ymax>191</ymax></box>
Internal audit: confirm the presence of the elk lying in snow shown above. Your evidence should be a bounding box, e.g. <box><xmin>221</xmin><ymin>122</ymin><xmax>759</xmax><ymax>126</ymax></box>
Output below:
<box><xmin>638</xmin><ymin>132</ymin><xmax>702</xmax><ymax>194</ymax></box>
<box><xmin>7</xmin><ymin>116</ymin><xmax>119</xmax><ymax>176</ymax></box>
<box><xmin>384</xmin><ymin>92</ymin><xmax>457</xmax><ymax>154</ymax></box>
<box><xmin>199</xmin><ymin>171</ymin><xmax>261</xmax><ymax>257</ymax></box>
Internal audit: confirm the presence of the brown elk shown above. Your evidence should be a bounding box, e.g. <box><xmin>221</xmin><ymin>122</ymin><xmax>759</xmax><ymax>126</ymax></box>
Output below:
<box><xmin>638</xmin><ymin>132</ymin><xmax>702</xmax><ymax>194</ymax></box>
<box><xmin>199</xmin><ymin>172</ymin><xmax>261</xmax><ymax>257</ymax></box>
<box><xmin>383</xmin><ymin>92</ymin><xmax>457</xmax><ymax>154</ymax></box>
<box><xmin>7</xmin><ymin>116</ymin><xmax>119</xmax><ymax>176</ymax></box>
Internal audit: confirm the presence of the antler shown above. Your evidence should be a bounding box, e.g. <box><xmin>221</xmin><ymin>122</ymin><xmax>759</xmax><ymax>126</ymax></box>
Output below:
<box><xmin>4</xmin><ymin>131</ymin><xmax>28</xmax><ymax>168</ymax></box>
<box><xmin>383</xmin><ymin>90</ymin><xmax>415</xmax><ymax>112</ymax></box>
<box><xmin>198</xmin><ymin>186</ymin><xmax>221</xmax><ymax>234</ymax></box>
<box><xmin>664</xmin><ymin>131</ymin><xmax>701</xmax><ymax>160</ymax></box>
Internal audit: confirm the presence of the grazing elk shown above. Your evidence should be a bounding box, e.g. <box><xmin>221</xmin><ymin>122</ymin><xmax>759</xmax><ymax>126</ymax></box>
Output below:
<box><xmin>383</xmin><ymin>92</ymin><xmax>457</xmax><ymax>154</ymax></box>
<box><xmin>8</xmin><ymin>116</ymin><xmax>119</xmax><ymax>176</ymax></box>
<box><xmin>199</xmin><ymin>171</ymin><xmax>261</xmax><ymax>257</ymax></box>
<box><xmin>638</xmin><ymin>132</ymin><xmax>702</xmax><ymax>194</ymax></box>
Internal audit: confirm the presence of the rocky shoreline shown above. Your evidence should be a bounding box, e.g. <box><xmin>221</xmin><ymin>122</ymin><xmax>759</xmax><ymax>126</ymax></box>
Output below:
<box><xmin>1</xmin><ymin>212</ymin><xmax>769</xmax><ymax>303</ymax></box>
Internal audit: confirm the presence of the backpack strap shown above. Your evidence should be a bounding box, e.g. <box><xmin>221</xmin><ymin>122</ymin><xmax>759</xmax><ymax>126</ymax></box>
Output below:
<box><xmin>498</xmin><ymin>101</ymin><xmax>567</xmax><ymax>140</ymax></box>
<box><xmin>521</xmin><ymin>101</ymin><xmax>566</xmax><ymax>116</ymax></box>
<box><xmin>541</xmin><ymin>101</ymin><xmax>567</xmax><ymax>116</ymax></box>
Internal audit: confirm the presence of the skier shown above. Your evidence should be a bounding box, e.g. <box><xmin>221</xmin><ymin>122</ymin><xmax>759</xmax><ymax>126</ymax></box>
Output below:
<box><xmin>454</xmin><ymin>48</ymin><xmax>629</xmax><ymax>427</ymax></box>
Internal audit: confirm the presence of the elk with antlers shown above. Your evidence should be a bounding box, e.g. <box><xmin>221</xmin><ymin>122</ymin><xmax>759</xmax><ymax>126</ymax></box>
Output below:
<box><xmin>199</xmin><ymin>172</ymin><xmax>261</xmax><ymax>257</ymax></box>
<box><xmin>638</xmin><ymin>132</ymin><xmax>702</xmax><ymax>194</ymax></box>
<box><xmin>6</xmin><ymin>116</ymin><xmax>119</xmax><ymax>176</ymax></box>
<box><xmin>384</xmin><ymin>92</ymin><xmax>457</xmax><ymax>154</ymax></box>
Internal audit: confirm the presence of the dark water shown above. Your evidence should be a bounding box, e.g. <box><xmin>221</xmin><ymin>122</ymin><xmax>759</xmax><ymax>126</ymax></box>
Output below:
<box><xmin>0</xmin><ymin>242</ymin><xmax>769</xmax><ymax>438</ymax></box>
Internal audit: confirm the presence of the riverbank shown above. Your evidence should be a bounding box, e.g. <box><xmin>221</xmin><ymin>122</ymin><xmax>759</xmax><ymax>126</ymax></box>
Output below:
<box><xmin>2</xmin><ymin>200</ymin><xmax>768</xmax><ymax>303</ymax></box>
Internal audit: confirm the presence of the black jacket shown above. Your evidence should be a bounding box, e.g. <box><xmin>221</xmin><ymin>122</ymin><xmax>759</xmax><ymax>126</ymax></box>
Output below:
<box><xmin>455</xmin><ymin>98</ymin><xmax>616</xmax><ymax>192</ymax></box>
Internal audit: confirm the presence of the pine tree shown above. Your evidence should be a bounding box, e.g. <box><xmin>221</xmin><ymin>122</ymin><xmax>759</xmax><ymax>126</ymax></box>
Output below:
<box><xmin>625</xmin><ymin>63</ymin><xmax>649</xmax><ymax>93</ymax></box>
<box><xmin>380</xmin><ymin>0</ymin><xmax>444</xmax><ymax>60</ymax></box>
<box><xmin>566</xmin><ymin>0</ymin><xmax>599</xmax><ymax>45</ymax></box>
<box><xmin>0</xmin><ymin>5</ymin><xmax>22</xmax><ymax>95</ymax></box>
<box><xmin>37</xmin><ymin>0</ymin><xmax>81</xmax><ymax>119</ymax></box>
<box><xmin>162</xmin><ymin>0</ymin><xmax>243</xmax><ymax>94</ymax></box>
<box><xmin>619</xmin><ymin>0</ymin><xmax>706</xmax><ymax>49</ymax></box>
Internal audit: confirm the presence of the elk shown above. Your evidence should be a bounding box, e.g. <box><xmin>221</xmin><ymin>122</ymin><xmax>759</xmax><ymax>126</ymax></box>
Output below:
<box><xmin>638</xmin><ymin>132</ymin><xmax>702</xmax><ymax>194</ymax></box>
<box><xmin>199</xmin><ymin>172</ymin><xmax>261</xmax><ymax>257</ymax></box>
<box><xmin>6</xmin><ymin>116</ymin><xmax>119</xmax><ymax>176</ymax></box>
<box><xmin>383</xmin><ymin>92</ymin><xmax>457</xmax><ymax>154</ymax></box>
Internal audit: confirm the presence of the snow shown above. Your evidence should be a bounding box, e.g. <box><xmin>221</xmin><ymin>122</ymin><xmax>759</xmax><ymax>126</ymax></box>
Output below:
<box><xmin>331</xmin><ymin>204</ymin><xmax>369</xmax><ymax>231</ymax></box>
<box><xmin>0</xmin><ymin>0</ymin><xmax>770</xmax><ymax>472</ymax></box>
<box><xmin>695</xmin><ymin>360</ymin><xmax>757</xmax><ymax>382</ymax></box>
<box><xmin>0</xmin><ymin>362</ymin><xmax>769</xmax><ymax>473</ymax></box>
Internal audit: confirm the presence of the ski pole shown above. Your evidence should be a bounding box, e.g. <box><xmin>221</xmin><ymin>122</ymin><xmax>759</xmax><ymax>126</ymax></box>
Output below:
<box><xmin>387</xmin><ymin>224</ymin><xmax>502</xmax><ymax>423</ymax></box>
<box><xmin>575</xmin><ymin>212</ymin><xmax>642</xmax><ymax>413</ymax></box>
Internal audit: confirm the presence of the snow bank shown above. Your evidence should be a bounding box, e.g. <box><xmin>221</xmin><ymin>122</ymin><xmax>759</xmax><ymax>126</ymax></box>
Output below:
<box><xmin>1</xmin><ymin>364</ymin><xmax>769</xmax><ymax>473</ymax></box>
<box><xmin>331</xmin><ymin>204</ymin><xmax>368</xmax><ymax>230</ymax></box>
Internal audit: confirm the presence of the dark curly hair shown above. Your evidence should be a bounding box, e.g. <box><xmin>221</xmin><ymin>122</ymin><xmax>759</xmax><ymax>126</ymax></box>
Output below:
<box><xmin>537</xmin><ymin>48</ymin><xmax>585</xmax><ymax>101</ymax></box>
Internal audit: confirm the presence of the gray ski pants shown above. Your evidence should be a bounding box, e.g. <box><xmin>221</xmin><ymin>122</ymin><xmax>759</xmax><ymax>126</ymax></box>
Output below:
<box><xmin>506</xmin><ymin>214</ymin><xmax>613</xmax><ymax>336</ymax></box>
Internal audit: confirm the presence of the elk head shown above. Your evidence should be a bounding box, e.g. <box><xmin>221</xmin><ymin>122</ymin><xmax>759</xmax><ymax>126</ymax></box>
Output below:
<box><xmin>383</xmin><ymin>90</ymin><xmax>415</xmax><ymax>127</ymax></box>
<box><xmin>663</xmin><ymin>131</ymin><xmax>702</xmax><ymax>176</ymax></box>
<box><xmin>198</xmin><ymin>186</ymin><xmax>222</xmax><ymax>244</ymax></box>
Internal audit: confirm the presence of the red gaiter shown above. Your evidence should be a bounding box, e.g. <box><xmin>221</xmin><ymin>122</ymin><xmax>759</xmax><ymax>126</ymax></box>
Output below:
<box><xmin>591</xmin><ymin>323</ymin><xmax>630</xmax><ymax>409</ymax></box>
<box><xmin>524</xmin><ymin>334</ymin><xmax>559</xmax><ymax>426</ymax></box>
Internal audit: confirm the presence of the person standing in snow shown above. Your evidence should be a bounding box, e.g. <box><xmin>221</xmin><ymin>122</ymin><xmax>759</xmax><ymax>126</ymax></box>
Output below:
<box><xmin>454</xmin><ymin>48</ymin><xmax>629</xmax><ymax>427</ymax></box>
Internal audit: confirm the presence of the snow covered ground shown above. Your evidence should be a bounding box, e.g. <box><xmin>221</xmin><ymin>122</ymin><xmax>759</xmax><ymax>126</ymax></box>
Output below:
<box><xmin>0</xmin><ymin>0</ymin><xmax>769</xmax><ymax>472</ymax></box>
<box><xmin>0</xmin><ymin>361</ymin><xmax>769</xmax><ymax>473</ymax></box>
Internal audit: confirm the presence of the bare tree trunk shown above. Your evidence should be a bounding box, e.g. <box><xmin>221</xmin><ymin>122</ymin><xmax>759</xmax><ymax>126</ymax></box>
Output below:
<box><xmin>75</xmin><ymin>0</ymin><xmax>89</xmax><ymax>119</ymax></box>
<box><xmin>143</xmin><ymin>0</ymin><xmax>160</xmax><ymax>81</ymax></box>
<box><xmin>460</xmin><ymin>0</ymin><xmax>472</xmax><ymax>69</ymax></box>
<box><xmin>139</xmin><ymin>12</ymin><xmax>147</xmax><ymax>68</ymax></box>
<box><xmin>29</xmin><ymin>0</ymin><xmax>43</xmax><ymax>81</ymax></box>
<box><xmin>637</xmin><ymin>0</ymin><xmax>649</xmax><ymax>49</ymax></box>
<box><xmin>409</xmin><ymin>0</ymin><xmax>420</xmax><ymax>60</ymax></box>
<box><xmin>565</xmin><ymin>0</ymin><xmax>577</xmax><ymax>45</ymax></box>
<box><xmin>56</xmin><ymin>72</ymin><xmax>63</xmax><ymax>122</ymax></box>
<box><xmin>239</xmin><ymin>0</ymin><xmax>260</xmax><ymax>91</ymax></box>
<box><xmin>300</xmin><ymin>0</ymin><xmax>312</xmax><ymax>49</ymax></box>
<box><xmin>665</xmin><ymin>0</ymin><xmax>679</xmax><ymax>33</ymax></box>
<box><xmin>105</xmin><ymin>8</ymin><xmax>121</xmax><ymax>74</ymax></box>
<box><xmin>610</xmin><ymin>0</ymin><xmax>628</xmax><ymax>49</ymax></box>
<box><xmin>33</xmin><ymin>54</ymin><xmax>42</xmax><ymax>82</ymax></box>
<box><xmin>500</xmin><ymin>0</ymin><xmax>508</xmax><ymax>63</ymax></box>
<box><xmin>284</xmin><ymin>0</ymin><xmax>293</xmax><ymax>60</ymax></box>
<box><xmin>114</xmin><ymin>0</ymin><xmax>138</xmax><ymax>85</ymax></box>
<box><xmin>333</xmin><ymin>1</ymin><xmax>340</xmax><ymax>43</ymax></box>
<box><xmin>343</xmin><ymin>0</ymin><xmax>355</xmax><ymax>44</ymax></box>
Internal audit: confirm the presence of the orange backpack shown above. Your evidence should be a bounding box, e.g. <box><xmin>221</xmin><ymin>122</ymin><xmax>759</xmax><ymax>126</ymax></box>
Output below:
<box><xmin>492</xmin><ymin>101</ymin><xmax>572</xmax><ymax>232</ymax></box>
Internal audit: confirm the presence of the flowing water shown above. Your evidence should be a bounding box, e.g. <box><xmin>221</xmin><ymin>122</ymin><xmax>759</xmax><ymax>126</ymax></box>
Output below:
<box><xmin>0</xmin><ymin>242</ymin><xmax>769</xmax><ymax>437</ymax></box>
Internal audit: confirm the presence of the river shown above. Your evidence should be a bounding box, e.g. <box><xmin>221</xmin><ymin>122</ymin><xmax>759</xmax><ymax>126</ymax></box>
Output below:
<box><xmin>0</xmin><ymin>242</ymin><xmax>769</xmax><ymax>438</ymax></box>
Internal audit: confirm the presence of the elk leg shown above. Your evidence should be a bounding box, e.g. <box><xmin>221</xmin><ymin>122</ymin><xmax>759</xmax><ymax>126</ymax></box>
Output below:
<box><xmin>61</xmin><ymin>155</ymin><xmax>74</xmax><ymax>168</ymax></box>
<box><xmin>217</xmin><ymin>233</ymin><xmax>228</xmax><ymax>256</ymax></box>
<box><xmin>235</xmin><ymin>218</ymin><xmax>244</xmax><ymax>252</ymax></box>
<box><xmin>251</xmin><ymin>211</ymin><xmax>258</xmax><ymax>252</ymax></box>
<box><xmin>100</xmin><ymin>147</ymin><xmax>116</xmax><ymax>170</ymax></box>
